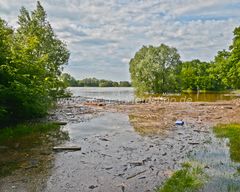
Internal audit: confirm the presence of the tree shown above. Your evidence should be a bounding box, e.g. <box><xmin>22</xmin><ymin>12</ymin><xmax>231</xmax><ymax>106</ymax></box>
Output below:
<box><xmin>129</xmin><ymin>44</ymin><xmax>181</xmax><ymax>93</ymax></box>
<box><xmin>227</xmin><ymin>26</ymin><xmax>240</xmax><ymax>89</ymax></box>
<box><xmin>0</xmin><ymin>19</ymin><xmax>14</xmax><ymax>121</ymax></box>
<box><xmin>211</xmin><ymin>50</ymin><xmax>231</xmax><ymax>90</ymax></box>
<box><xmin>0</xmin><ymin>2</ymin><xmax>69</xmax><ymax>125</ymax></box>
<box><xmin>61</xmin><ymin>73</ymin><xmax>78</xmax><ymax>87</ymax></box>
<box><xmin>180</xmin><ymin>60</ymin><xmax>213</xmax><ymax>91</ymax></box>
<box><xmin>17</xmin><ymin>1</ymin><xmax>70</xmax><ymax>97</ymax></box>
<box><xmin>119</xmin><ymin>81</ymin><xmax>131</xmax><ymax>87</ymax></box>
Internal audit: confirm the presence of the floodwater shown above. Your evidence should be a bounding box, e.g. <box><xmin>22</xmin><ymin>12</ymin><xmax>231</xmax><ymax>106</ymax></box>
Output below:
<box><xmin>44</xmin><ymin>112</ymin><xmax>208</xmax><ymax>192</ymax></box>
<box><xmin>190</xmin><ymin>130</ymin><xmax>240</xmax><ymax>192</ymax></box>
<box><xmin>68</xmin><ymin>87</ymin><xmax>239</xmax><ymax>102</ymax></box>
<box><xmin>68</xmin><ymin>87</ymin><xmax>135</xmax><ymax>102</ymax></box>
<box><xmin>0</xmin><ymin>88</ymin><xmax>240</xmax><ymax>192</ymax></box>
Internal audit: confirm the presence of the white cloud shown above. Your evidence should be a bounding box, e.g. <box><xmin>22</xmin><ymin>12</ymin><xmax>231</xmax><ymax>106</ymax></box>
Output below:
<box><xmin>0</xmin><ymin>0</ymin><xmax>240</xmax><ymax>80</ymax></box>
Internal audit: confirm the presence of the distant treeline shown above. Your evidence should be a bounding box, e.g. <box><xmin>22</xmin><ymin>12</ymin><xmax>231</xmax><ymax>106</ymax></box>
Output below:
<box><xmin>61</xmin><ymin>74</ymin><xmax>131</xmax><ymax>87</ymax></box>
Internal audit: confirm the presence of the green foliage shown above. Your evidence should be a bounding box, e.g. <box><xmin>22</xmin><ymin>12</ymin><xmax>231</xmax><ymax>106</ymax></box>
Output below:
<box><xmin>213</xmin><ymin>123</ymin><xmax>240</xmax><ymax>162</ymax></box>
<box><xmin>180</xmin><ymin>60</ymin><xmax>215</xmax><ymax>91</ymax></box>
<box><xmin>0</xmin><ymin>122</ymin><xmax>60</xmax><ymax>143</ymax></box>
<box><xmin>119</xmin><ymin>81</ymin><xmax>131</xmax><ymax>87</ymax></box>
<box><xmin>156</xmin><ymin>164</ymin><xmax>205</xmax><ymax>192</ymax></box>
<box><xmin>129</xmin><ymin>44</ymin><xmax>181</xmax><ymax>93</ymax></box>
<box><xmin>61</xmin><ymin>73</ymin><xmax>78</xmax><ymax>87</ymax></box>
<box><xmin>227</xmin><ymin>27</ymin><xmax>240</xmax><ymax>89</ymax></box>
<box><xmin>0</xmin><ymin>1</ymin><xmax>69</xmax><ymax>125</ymax></box>
<box><xmin>130</xmin><ymin>25</ymin><xmax>240</xmax><ymax>93</ymax></box>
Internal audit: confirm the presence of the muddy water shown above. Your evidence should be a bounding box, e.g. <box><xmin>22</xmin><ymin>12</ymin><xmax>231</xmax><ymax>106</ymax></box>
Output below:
<box><xmin>0</xmin><ymin>126</ymin><xmax>68</xmax><ymax>192</ymax></box>
<box><xmin>191</xmin><ymin>132</ymin><xmax>240</xmax><ymax>192</ymax></box>
<box><xmin>68</xmin><ymin>87</ymin><xmax>239</xmax><ymax>102</ymax></box>
<box><xmin>44</xmin><ymin>112</ymin><xmax>214</xmax><ymax>192</ymax></box>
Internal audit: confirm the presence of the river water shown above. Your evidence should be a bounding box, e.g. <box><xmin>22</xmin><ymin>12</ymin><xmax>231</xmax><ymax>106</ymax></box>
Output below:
<box><xmin>68</xmin><ymin>87</ymin><xmax>238</xmax><ymax>102</ymax></box>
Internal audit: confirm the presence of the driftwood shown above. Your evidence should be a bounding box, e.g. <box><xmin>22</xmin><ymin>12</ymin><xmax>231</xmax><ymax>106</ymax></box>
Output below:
<box><xmin>53</xmin><ymin>146</ymin><xmax>81</xmax><ymax>151</ymax></box>
<box><xmin>54</xmin><ymin>121</ymin><xmax>68</xmax><ymax>125</ymax></box>
<box><xmin>127</xmin><ymin>170</ymin><xmax>146</xmax><ymax>180</ymax></box>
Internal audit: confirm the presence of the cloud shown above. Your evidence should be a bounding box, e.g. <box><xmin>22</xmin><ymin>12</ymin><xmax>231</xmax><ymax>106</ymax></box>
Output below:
<box><xmin>0</xmin><ymin>0</ymin><xmax>240</xmax><ymax>80</ymax></box>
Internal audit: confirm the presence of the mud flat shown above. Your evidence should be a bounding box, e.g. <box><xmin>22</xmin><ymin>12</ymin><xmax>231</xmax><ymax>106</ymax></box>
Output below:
<box><xmin>1</xmin><ymin>97</ymin><xmax>240</xmax><ymax>192</ymax></box>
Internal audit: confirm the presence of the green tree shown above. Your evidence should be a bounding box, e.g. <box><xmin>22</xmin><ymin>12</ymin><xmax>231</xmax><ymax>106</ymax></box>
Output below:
<box><xmin>99</xmin><ymin>79</ymin><xmax>113</xmax><ymax>87</ymax></box>
<box><xmin>61</xmin><ymin>73</ymin><xmax>78</xmax><ymax>87</ymax></box>
<box><xmin>211</xmin><ymin>50</ymin><xmax>231</xmax><ymax>90</ymax></box>
<box><xmin>119</xmin><ymin>81</ymin><xmax>131</xmax><ymax>87</ymax></box>
<box><xmin>180</xmin><ymin>60</ymin><xmax>213</xmax><ymax>91</ymax></box>
<box><xmin>129</xmin><ymin>44</ymin><xmax>181</xmax><ymax>93</ymax></box>
<box><xmin>0</xmin><ymin>19</ymin><xmax>14</xmax><ymax>121</ymax></box>
<box><xmin>17</xmin><ymin>1</ymin><xmax>70</xmax><ymax>97</ymax></box>
<box><xmin>227</xmin><ymin>26</ymin><xmax>240</xmax><ymax>89</ymax></box>
<box><xmin>0</xmin><ymin>2</ymin><xmax>69</xmax><ymax>125</ymax></box>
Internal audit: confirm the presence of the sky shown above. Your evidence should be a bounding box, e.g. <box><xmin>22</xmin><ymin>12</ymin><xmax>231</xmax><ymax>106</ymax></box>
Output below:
<box><xmin>0</xmin><ymin>0</ymin><xmax>240</xmax><ymax>81</ymax></box>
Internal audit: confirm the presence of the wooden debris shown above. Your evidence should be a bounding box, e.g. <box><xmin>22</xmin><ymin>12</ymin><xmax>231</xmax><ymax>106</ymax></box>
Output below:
<box><xmin>54</xmin><ymin>121</ymin><xmax>67</xmax><ymax>125</ymax></box>
<box><xmin>53</xmin><ymin>146</ymin><xmax>81</xmax><ymax>151</ymax></box>
<box><xmin>127</xmin><ymin>170</ymin><xmax>146</xmax><ymax>180</ymax></box>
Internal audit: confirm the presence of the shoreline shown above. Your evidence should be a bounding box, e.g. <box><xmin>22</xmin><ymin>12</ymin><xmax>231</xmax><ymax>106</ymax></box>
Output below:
<box><xmin>1</xmin><ymin>97</ymin><xmax>240</xmax><ymax>191</ymax></box>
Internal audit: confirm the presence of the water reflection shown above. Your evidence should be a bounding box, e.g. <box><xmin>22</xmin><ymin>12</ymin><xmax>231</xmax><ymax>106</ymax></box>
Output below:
<box><xmin>0</xmin><ymin>123</ymin><xmax>68</xmax><ymax>191</ymax></box>
<box><xmin>140</xmin><ymin>92</ymin><xmax>239</xmax><ymax>102</ymax></box>
<box><xmin>190</xmin><ymin>126</ymin><xmax>240</xmax><ymax>191</ymax></box>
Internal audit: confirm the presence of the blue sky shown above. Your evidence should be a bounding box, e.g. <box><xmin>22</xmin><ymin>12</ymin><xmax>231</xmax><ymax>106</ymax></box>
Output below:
<box><xmin>0</xmin><ymin>0</ymin><xmax>240</xmax><ymax>81</ymax></box>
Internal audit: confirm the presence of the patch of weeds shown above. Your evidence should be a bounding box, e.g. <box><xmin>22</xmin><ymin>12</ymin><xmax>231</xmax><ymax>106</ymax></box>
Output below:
<box><xmin>227</xmin><ymin>184</ymin><xmax>240</xmax><ymax>192</ymax></box>
<box><xmin>155</xmin><ymin>162</ymin><xmax>207</xmax><ymax>192</ymax></box>
<box><xmin>213</xmin><ymin>123</ymin><xmax>240</xmax><ymax>162</ymax></box>
<box><xmin>0</xmin><ymin>161</ymin><xmax>19</xmax><ymax>177</ymax></box>
<box><xmin>0</xmin><ymin>122</ymin><xmax>60</xmax><ymax>144</ymax></box>
<box><xmin>0</xmin><ymin>122</ymin><xmax>68</xmax><ymax>177</ymax></box>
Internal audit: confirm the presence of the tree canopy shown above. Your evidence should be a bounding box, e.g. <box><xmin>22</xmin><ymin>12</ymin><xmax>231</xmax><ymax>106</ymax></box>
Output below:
<box><xmin>0</xmin><ymin>1</ymin><xmax>69</xmax><ymax>125</ymax></box>
<box><xmin>129</xmin><ymin>26</ymin><xmax>240</xmax><ymax>94</ymax></box>
<box><xmin>129</xmin><ymin>44</ymin><xmax>181</xmax><ymax>93</ymax></box>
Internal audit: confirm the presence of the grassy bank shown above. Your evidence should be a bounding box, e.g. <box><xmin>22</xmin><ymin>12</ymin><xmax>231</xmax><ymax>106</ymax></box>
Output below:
<box><xmin>213</xmin><ymin>123</ymin><xmax>240</xmax><ymax>162</ymax></box>
<box><xmin>0</xmin><ymin>122</ymin><xmax>60</xmax><ymax>144</ymax></box>
<box><xmin>156</xmin><ymin>163</ymin><xmax>206</xmax><ymax>192</ymax></box>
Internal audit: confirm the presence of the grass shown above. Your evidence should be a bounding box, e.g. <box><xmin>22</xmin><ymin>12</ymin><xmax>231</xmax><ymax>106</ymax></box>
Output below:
<box><xmin>213</xmin><ymin>123</ymin><xmax>240</xmax><ymax>163</ymax></box>
<box><xmin>0</xmin><ymin>122</ymin><xmax>60</xmax><ymax>144</ymax></box>
<box><xmin>156</xmin><ymin>162</ymin><xmax>206</xmax><ymax>192</ymax></box>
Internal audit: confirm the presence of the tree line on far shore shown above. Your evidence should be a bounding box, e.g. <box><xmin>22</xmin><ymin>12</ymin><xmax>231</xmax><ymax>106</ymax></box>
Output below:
<box><xmin>130</xmin><ymin>25</ymin><xmax>240</xmax><ymax>94</ymax></box>
<box><xmin>61</xmin><ymin>74</ymin><xmax>131</xmax><ymax>87</ymax></box>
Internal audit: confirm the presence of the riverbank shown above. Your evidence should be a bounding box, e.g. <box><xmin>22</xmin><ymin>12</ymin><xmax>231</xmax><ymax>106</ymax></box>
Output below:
<box><xmin>1</xmin><ymin>97</ymin><xmax>240</xmax><ymax>192</ymax></box>
<box><xmin>113</xmin><ymin>99</ymin><xmax>240</xmax><ymax>135</ymax></box>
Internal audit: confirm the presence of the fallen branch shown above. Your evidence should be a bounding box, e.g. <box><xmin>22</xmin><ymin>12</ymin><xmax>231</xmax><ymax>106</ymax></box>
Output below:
<box><xmin>53</xmin><ymin>146</ymin><xmax>81</xmax><ymax>151</ymax></box>
<box><xmin>127</xmin><ymin>170</ymin><xmax>146</xmax><ymax>180</ymax></box>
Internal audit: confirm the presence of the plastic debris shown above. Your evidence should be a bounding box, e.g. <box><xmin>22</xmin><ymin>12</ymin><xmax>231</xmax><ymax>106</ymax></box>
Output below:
<box><xmin>175</xmin><ymin>120</ymin><xmax>184</xmax><ymax>126</ymax></box>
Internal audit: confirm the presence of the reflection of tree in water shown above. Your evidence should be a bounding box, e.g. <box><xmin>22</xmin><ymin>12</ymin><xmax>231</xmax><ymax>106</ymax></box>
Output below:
<box><xmin>128</xmin><ymin>114</ymin><xmax>171</xmax><ymax>136</ymax></box>
<box><xmin>0</xmin><ymin>123</ymin><xmax>69</xmax><ymax>191</ymax></box>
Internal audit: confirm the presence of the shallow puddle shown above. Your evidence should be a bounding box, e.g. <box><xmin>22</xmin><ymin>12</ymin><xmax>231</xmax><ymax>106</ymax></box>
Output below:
<box><xmin>188</xmin><ymin>129</ymin><xmax>240</xmax><ymax>191</ymax></box>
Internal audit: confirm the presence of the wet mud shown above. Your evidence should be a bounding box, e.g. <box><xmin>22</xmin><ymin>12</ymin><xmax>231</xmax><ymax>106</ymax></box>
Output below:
<box><xmin>1</xmin><ymin>97</ymin><xmax>240</xmax><ymax>192</ymax></box>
